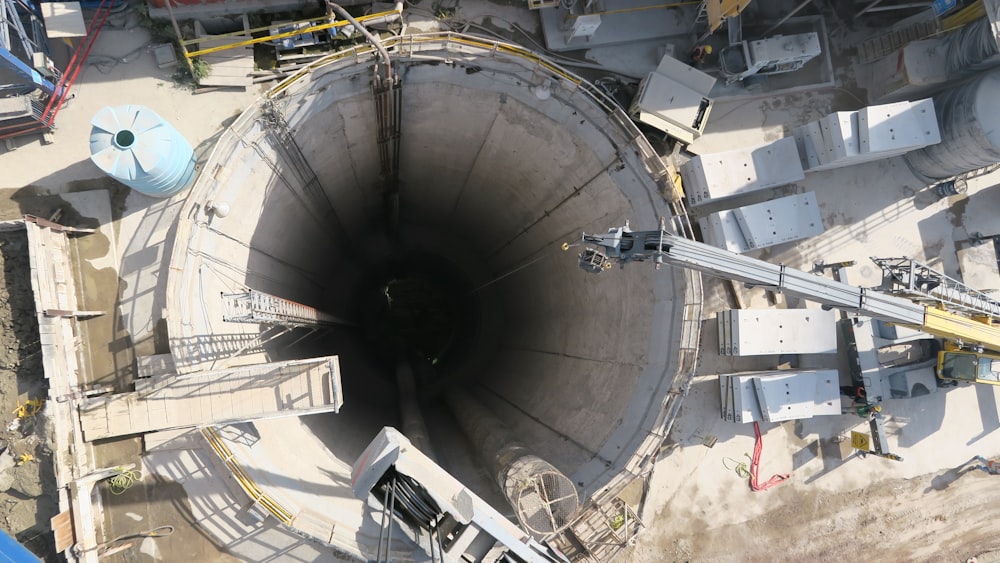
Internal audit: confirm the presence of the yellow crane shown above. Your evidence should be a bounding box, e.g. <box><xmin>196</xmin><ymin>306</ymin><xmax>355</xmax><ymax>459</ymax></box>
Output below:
<box><xmin>570</xmin><ymin>222</ymin><xmax>1000</xmax><ymax>383</ymax></box>
<box><xmin>568</xmin><ymin>222</ymin><xmax>1000</xmax><ymax>458</ymax></box>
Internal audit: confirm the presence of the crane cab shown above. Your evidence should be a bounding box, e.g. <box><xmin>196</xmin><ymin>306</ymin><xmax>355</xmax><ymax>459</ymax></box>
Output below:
<box><xmin>936</xmin><ymin>350</ymin><xmax>1000</xmax><ymax>385</ymax></box>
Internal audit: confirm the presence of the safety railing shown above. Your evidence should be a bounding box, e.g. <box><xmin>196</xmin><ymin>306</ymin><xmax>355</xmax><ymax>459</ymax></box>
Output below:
<box><xmin>266</xmin><ymin>32</ymin><xmax>673</xmax><ymax>199</ymax></box>
<box><xmin>201</xmin><ymin>426</ymin><xmax>294</xmax><ymax>525</ymax></box>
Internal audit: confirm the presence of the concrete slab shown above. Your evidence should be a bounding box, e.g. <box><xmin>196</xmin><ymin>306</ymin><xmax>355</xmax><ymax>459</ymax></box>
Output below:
<box><xmin>681</xmin><ymin>137</ymin><xmax>804</xmax><ymax>206</ymax></box>
<box><xmin>752</xmin><ymin>369</ymin><xmax>840</xmax><ymax>422</ymax></box>
<box><xmin>958</xmin><ymin>243</ymin><xmax>1000</xmax><ymax>292</ymax></box>
<box><xmin>733</xmin><ymin>192</ymin><xmax>824</xmax><ymax>251</ymax></box>
<box><xmin>858</xmin><ymin>98</ymin><xmax>940</xmax><ymax>154</ymax></box>
<box><xmin>41</xmin><ymin>2</ymin><xmax>87</xmax><ymax>39</ymax></box>
<box><xmin>720</xmin><ymin>308</ymin><xmax>837</xmax><ymax>355</ymax></box>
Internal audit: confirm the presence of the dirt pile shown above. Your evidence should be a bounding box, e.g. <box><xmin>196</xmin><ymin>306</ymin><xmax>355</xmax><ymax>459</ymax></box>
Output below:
<box><xmin>0</xmin><ymin>231</ymin><xmax>58</xmax><ymax>560</ymax></box>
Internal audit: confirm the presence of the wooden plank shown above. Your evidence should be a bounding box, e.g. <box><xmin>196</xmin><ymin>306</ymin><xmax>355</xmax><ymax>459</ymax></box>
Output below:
<box><xmin>50</xmin><ymin>510</ymin><xmax>75</xmax><ymax>553</ymax></box>
<box><xmin>128</xmin><ymin>399</ymin><xmax>150</xmax><ymax>430</ymax></box>
<box><xmin>145</xmin><ymin>396</ymin><xmax>170</xmax><ymax>428</ymax></box>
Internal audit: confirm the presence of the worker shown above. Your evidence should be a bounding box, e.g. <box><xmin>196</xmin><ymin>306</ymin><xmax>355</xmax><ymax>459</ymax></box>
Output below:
<box><xmin>973</xmin><ymin>456</ymin><xmax>1000</xmax><ymax>475</ymax></box>
<box><xmin>690</xmin><ymin>44</ymin><xmax>713</xmax><ymax>67</ymax></box>
<box><xmin>850</xmin><ymin>403</ymin><xmax>881</xmax><ymax>420</ymax></box>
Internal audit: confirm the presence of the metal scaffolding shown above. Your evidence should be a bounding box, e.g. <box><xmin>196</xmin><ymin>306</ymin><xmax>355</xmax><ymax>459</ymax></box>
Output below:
<box><xmin>873</xmin><ymin>257</ymin><xmax>1000</xmax><ymax>322</ymax></box>
<box><xmin>0</xmin><ymin>0</ymin><xmax>56</xmax><ymax>97</ymax></box>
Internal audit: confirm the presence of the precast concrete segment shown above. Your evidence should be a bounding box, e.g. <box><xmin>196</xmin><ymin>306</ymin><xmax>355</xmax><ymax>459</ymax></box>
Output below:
<box><xmin>165</xmin><ymin>33</ymin><xmax>695</xmax><ymax>558</ymax></box>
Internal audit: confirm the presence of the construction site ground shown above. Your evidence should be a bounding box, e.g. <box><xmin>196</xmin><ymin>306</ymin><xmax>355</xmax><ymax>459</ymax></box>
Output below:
<box><xmin>2</xmin><ymin>0</ymin><xmax>1000</xmax><ymax>561</ymax></box>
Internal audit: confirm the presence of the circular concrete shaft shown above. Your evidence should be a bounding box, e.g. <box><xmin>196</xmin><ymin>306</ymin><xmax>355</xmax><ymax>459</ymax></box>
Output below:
<box><xmin>166</xmin><ymin>34</ymin><xmax>695</xmax><ymax>558</ymax></box>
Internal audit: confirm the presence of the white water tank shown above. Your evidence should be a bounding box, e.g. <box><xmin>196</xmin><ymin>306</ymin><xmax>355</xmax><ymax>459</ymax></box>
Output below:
<box><xmin>89</xmin><ymin>105</ymin><xmax>197</xmax><ymax>197</ymax></box>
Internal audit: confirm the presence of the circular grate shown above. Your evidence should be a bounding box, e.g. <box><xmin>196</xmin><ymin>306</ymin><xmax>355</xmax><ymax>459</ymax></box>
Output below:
<box><xmin>513</xmin><ymin>470</ymin><xmax>579</xmax><ymax>536</ymax></box>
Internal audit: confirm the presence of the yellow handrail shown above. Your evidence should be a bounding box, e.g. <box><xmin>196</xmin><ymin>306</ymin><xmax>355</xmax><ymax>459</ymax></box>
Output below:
<box><xmin>185</xmin><ymin>8</ymin><xmax>402</xmax><ymax>59</ymax></box>
<box><xmin>266</xmin><ymin>32</ymin><xmax>585</xmax><ymax>98</ymax></box>
<box><xmin>201</xmin><ymin>427</ymin><xmax>295</xmax><ymax>524</ymax></box>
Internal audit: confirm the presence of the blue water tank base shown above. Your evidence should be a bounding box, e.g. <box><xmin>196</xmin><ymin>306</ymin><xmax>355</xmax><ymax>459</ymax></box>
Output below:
<box><xmin>89</xmin><ymin>105</ymin><xmax>197</xmax><ymax>198</ymax></box>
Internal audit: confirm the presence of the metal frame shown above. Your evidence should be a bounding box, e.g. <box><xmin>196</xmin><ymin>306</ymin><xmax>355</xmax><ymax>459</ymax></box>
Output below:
<box><xmin>222</xmin><ymin>289</ymin><xmax>352</xmax><ymax>328</ymax></box>
<box><xmin>873</xmin><ymin>257</ymin><xmax>1000</xmax><ymax>322</ymax></box>
<box><xmin>0</xmin><ymin>0</ymin><xmax>56</xmax><ymax>96</ymax></box>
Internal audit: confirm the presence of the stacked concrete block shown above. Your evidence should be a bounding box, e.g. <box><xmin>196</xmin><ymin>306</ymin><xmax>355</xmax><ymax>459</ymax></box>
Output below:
<box><xmin>681</xmin><ymin>137</ymin><xmax>804</xmax><ymax>206</ymax></box>
<box><xmin>699</xmin><ymin>209</ymin><xmax>745</xmax><ymax>253</ymax></box>
<box><xmin>717</xmin><ymin>308</ymin><xmax>837</xmax><ymax>356</ymax></box>
<box><xmin>720</xmin><ymin>370</ymin><xmax>841</xmax><ymax>423</ymax></box>
<box><xmin>719</xmin><ymin>373</ymin><xmax>763</xmax><ymax>423</ymax></box>
<box><xmin>859</xmin><ymin>99</ymin><xmax>939</xmax><ymax>153</ymax></box>
<box><xmin>794</xmin><ymin>111</ymin><xmax>859</xmax><ymax>170</ymax></box>
<box><xmin>698</xmin><ymin>192</ymin><xmax>824</xmax><ymax>253</ymax></box>
<box><xmin>752</xmin><ymin>370</ymin><xmax>841</xmax><ymax>422</ymax></box>
<box><xmin>792</xmin><ymin>98</ymin><xmax>940</xmax><ymax>172</ymax></box>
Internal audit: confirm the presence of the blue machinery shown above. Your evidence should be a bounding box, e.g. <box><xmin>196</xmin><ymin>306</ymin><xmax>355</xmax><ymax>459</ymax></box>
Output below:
<box><xmin>0</xmin><ymin>0</ymin><xmax>117</xmax><ymax>141</ymax></box>
<box><xmin>0</xmin><ymin>0</ymin><xmax>57</xmax><ymax>97</ymax></box>
<box><xmin>0</xmin><ymin>0</ymin><xmax>59</xmax><ymax>141</ymax></box>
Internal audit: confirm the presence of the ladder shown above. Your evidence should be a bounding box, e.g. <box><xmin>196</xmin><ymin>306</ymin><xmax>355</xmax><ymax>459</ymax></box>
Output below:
<box><xmin>695</xmin><ymin>0</ymin><xmax>707</xmax><ymax>24</ymax></box>
<box><xmin>222</xmin><ymin>290</ymin><xmax>352</xmax><ymax>328</ymax></box>
<box><xmin>873</xmin><ymin>257</ymin><xmax>1000</xmax><ymax>322</ymax></box>
<box><xmin>856</xmin><ymin>19</ymin><xmax>937</xmax><ymax>63</ymax></box>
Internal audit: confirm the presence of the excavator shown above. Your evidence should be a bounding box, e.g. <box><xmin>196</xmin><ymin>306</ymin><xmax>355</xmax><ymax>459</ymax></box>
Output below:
<box><xmin>568</xmin><ymin>219</ymin><xmax>1000</xmax><ymax>459</ymax></box>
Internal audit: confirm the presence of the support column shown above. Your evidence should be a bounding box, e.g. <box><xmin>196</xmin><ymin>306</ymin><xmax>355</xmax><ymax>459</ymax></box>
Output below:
<box><xmin>396</xmin><ymin>359</ymin><xmax>437</xmax><ymax>461</ymax></box>
<box><xmin>445</xmin><ymin>388</ymin><xmax>579</xmax><ymax>538</ymax></box>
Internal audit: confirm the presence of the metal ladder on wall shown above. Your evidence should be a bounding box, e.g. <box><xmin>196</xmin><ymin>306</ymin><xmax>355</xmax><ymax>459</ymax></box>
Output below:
<box><xmin>856</xmin><ymin>19</ymin><xmax>938</xmax><ymax>63</ymax></box>
<box><xmin>222</xmin><ymin>289</ymin><xmax>352</xmax><ymax>328</ymax></box>
<box><xmin>873</xmin><ymin>257</ymin><xmax>1000</xmax><ymax>322</ymax></box>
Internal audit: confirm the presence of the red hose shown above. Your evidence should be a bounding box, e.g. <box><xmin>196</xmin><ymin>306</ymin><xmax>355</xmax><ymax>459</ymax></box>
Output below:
<box><xmin>749</xmin><ymin>421</ymin><xmax>789</xmax><ymax>492</ymax></box>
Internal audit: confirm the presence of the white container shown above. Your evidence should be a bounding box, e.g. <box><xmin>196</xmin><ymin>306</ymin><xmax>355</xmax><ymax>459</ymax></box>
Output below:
<box><xmin>89</xmin><ymin>105</ymin><xmax>197</xmax><ymax>198</ymax></box>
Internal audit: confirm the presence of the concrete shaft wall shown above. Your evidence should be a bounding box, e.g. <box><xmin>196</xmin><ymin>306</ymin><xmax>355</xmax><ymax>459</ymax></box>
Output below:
<box><xmin>165</xmin><ymin>35</ymin><xmax>694</xmax><ymax>557</ymax></box>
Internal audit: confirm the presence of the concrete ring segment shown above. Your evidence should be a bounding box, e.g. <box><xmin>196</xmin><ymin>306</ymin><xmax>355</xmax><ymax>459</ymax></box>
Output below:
<box><xmin>165</xmin><ymin>33</ymin><xmax>696</xmax><ymax>560</ymax></box>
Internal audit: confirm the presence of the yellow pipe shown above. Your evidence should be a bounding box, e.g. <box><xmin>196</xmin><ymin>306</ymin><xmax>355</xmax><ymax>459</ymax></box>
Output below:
<box><xmin>267</xmin><ymin>34</ymin><xmax>583</xmax><ymax>98</ymax></box>
<box><xmin>180</xmin><ymin>14</ymin><xmax>332</xmax><ymax>46</ymax></box>
<box><xmin>201</xmin><ymin>427</ymin><xmax>295</xmax><ymax>524</ymax></box>
<box><xmin>185</xmin><ymin>9</ymin><xmax>402</xmax><ymax>59</ymax></box>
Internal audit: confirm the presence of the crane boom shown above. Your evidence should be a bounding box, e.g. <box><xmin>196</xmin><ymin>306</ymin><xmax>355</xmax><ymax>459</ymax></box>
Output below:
<box><xmin>572</xmin><ymin>221</ymin><xmax>1000</xmax><ymax>460</ymax></box>
<box><xmin>573</xmin><ymin>222</ymin><xmax>1000</xmax><ymax>365</ymax></box>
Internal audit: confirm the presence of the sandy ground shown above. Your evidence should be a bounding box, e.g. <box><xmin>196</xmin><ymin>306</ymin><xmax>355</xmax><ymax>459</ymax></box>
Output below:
<box><xmin>629</xmin><ymin>461</ymin><xmax>1000</xmax><ymax>562</ymax></box>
